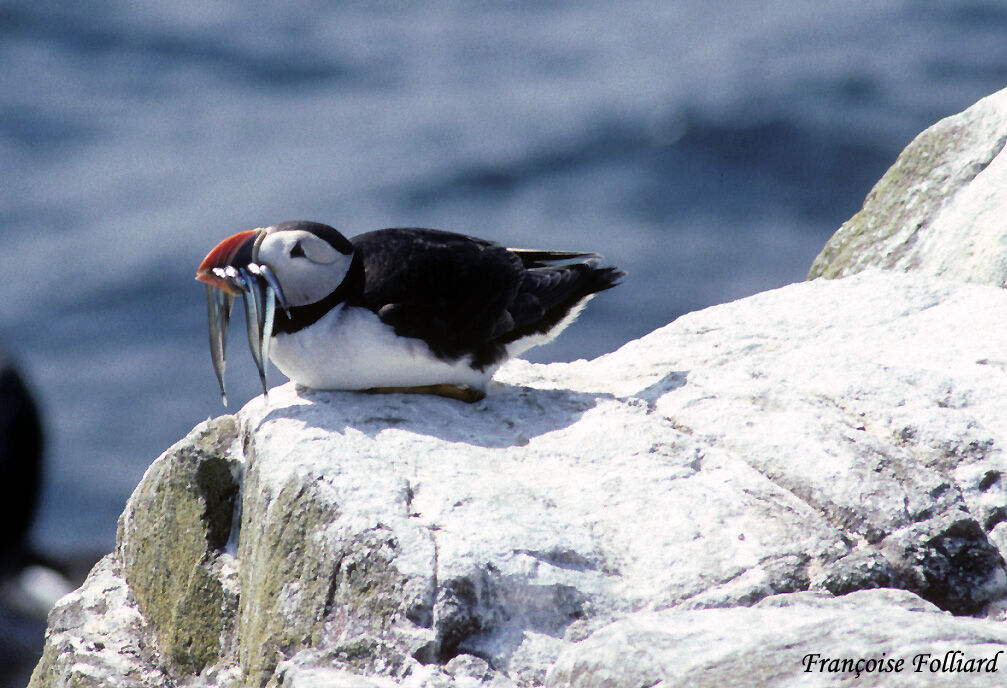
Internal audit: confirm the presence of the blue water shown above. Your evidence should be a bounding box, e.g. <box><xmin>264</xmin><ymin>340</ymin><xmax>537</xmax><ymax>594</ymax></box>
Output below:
<box><xmin>2</xmin><ymin>0</ymin><xmax>1007</xmax><ymax>560</ymax></box>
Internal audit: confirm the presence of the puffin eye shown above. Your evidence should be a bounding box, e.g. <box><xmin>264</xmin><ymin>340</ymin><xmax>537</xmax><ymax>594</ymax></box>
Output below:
<box><xmin>289</xmin><ymin>241</ymin><xmax>306</xmax><ymax>258</ymax></box>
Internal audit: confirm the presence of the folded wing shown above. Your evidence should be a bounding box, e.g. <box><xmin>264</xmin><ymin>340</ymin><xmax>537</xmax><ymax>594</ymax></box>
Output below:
<box><xmin>350</xmin><ymin>228</ymin><xmax>623</xmax><ymax>369</ymax></box>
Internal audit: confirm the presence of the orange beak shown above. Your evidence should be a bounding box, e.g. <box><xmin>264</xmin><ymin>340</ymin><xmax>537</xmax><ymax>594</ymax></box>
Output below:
<box><xmin>195</xmin><ymin>229</ymin><xmax>259</xmax><ymax>294</ymax></box>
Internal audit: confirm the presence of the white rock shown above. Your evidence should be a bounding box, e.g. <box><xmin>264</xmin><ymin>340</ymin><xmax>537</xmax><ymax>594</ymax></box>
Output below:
<box><xmin>227</xmin><ymin>270</ymin><xmax>1007</xmax><ymax>684</ymax></box>
<box><xmin>28</xmin><ymin>556</ymin><xmax>172</xmax><ymax>688</ymax></box>
<box><xmin>29</xmin><ymin>271</ymin><xmax>1007</xmax><ymax>687</ymax></box>
<box><xmin>809</xmin><ymin>87</ymin><xmax>1007</xmax><ymax>284</ymax></box>
<box><xmin>548</xmin><ymin>589</ymin><xmax>1007</xmax><ymax>688</ymax></box>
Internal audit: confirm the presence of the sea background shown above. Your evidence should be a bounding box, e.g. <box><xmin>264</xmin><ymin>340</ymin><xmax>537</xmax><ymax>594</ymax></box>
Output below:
<box><xmin>2</xmin><ymin>0</ymin><xmax>1007</xmax><ymax>681</ymax></box>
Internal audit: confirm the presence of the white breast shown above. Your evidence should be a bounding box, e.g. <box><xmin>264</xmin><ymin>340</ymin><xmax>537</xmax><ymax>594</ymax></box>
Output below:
<box><xmin>269</xmin><ymin>305</ymin><xmax>498</xmax><ymax>391</ymax></box>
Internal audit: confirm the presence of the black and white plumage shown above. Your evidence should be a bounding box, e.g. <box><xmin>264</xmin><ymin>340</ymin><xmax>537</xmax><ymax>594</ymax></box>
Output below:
<box><xmin>196</xmin><ymin>221</ymin><xmax>624</xmax><ymax>403</ymax></box>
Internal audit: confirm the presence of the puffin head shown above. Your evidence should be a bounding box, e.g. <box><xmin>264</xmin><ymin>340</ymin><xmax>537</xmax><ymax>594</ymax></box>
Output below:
<box><xmin>196</xmin><ymin>220</ymin><xmax>356</xmax><ymax>308</ymax></box>
<box><xmin>195</xmin><ymin>221</ymin><xmax>358</xmax><ymax>405</ymax></box>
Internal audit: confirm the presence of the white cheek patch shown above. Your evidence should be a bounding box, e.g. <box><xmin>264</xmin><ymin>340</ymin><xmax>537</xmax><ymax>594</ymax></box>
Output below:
<box><xmin>259</xmin><ymin>231</ymin><xmax>343</xmax><ymax>266</ymax></box>
<box><xmin>283</xmin><ymin>255</ymin><xmax>350</xmax><ymax>305</ymax></box>
<box><xmin>301</xmin><ymin>236</ymin><xmax>340</xmax><ymax>264</ymax></box>
<box><xmin>257</xmin><ymin>231</ymin><xmax>352</xmax><ymax>306</ymax></box>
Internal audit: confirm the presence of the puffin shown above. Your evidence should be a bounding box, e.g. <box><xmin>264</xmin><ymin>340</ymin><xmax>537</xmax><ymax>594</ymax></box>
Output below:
<box><xmin>196</xmin><ymin>221</ymin><xmax>624</xmax><ymax>403</ymax></box>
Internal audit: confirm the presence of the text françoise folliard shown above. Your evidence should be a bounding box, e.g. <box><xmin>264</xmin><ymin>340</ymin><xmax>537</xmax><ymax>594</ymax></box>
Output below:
<box><xmin>803</xmin><ymin>651</ymin><xmax>1002</xmax><ymax>678</ymax></box>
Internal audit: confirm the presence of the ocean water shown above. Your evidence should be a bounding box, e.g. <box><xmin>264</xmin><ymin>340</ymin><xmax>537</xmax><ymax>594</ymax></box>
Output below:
<box><xmin>2</xmin><ymin>0</ymin><xmax>1006</xmax><ymax>567</ymax></box>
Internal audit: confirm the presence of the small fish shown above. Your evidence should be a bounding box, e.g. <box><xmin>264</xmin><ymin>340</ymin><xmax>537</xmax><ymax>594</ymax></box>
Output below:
<box><xmin>198</xmin><ymin>261</ymin><xmax>289</xmax><ymax>406</ymax></box>
<box><xmin>204</xmin><ymin>284</ymin><xmax>233</xmax><ymax>405</ymax></box>
<box><xmin>249</xmin><ymin>263</ymin><xmax>291</xmax><ymax>317</ymax></box>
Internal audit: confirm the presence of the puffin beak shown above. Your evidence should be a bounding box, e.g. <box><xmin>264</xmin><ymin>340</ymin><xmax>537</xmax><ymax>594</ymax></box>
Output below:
<box><xmin>195</xmin><ymin>229</ymin><xmax>259</xmax><ymax>294</ymax></box>
<box><xmin>195</xmin><ymin>228</ymin><xmax>290</xmax><ymax>406</ymax></box>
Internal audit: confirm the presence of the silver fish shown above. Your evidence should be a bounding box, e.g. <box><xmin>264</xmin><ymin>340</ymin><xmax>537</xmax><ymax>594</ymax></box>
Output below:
<box><xmin>205</xmin><ymin>284</ymin><xmax>233</xmax><ymax>405</ymax></box>
<box><xmin>204</xmin><ymin>263</ymin><xmax>285</xmax><ymax>405</ymax></box>
<box><xmin>260</xmin><ymin>280</ymin><xmax>276</xmax><ymax>375</ymax></box>
<box><xmin>236</xmin><ymin>267</ymin><xmax>269</xmax><ymax>398</ymax></box>
<box><xmin>249</xmin><ymin>263</ymin><xmax>291</xmax><ymax>318</ymax></box>
<box><xmin>244</xmin><ymin>265</ymin><xmax>277</xmax><ymax>385</ymax></box>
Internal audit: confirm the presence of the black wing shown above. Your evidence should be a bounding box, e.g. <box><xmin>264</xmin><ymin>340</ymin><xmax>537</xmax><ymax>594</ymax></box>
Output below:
<box><xmin>503</xmin><ymin>257</ymin><xmax>623</xmax><ymax>344</ymax></box>
<box><xmin>349</xmin><ymin>228</ymin><xmax>623</xmax><ymax>369</ymax></box>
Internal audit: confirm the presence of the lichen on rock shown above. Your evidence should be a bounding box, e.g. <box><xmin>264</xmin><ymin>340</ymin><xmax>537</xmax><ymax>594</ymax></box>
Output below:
<box><xmin>809</xmin><ymin>87</ymin><xmax>1007</xmax><ymax>284</ymax></box>
<box><xmin>115</xmin><ymin>414</ymin><xmax>242</xmax><ymax>678</ymax></box>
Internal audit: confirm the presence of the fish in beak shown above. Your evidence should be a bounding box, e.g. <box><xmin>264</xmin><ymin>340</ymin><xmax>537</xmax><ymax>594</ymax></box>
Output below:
<box><xmin>196</xmin><ymin>229</ymin><xmax>291</xmax><ymax>406</ymax></box>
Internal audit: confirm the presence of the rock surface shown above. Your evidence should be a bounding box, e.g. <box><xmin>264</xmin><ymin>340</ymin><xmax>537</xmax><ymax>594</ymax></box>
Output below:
<box><xmin>29</xmin><ymin>269</ymin><xmax>1007</xmax><ymax>687</ymax></box>
<box><xmin>548</xmin><ymin>589</ymin><xmax>1007</xmax><ymax>688</ymax></box>
<box><xmin>808</xmin><ymin>87</ymin><xmax>1007</xmax><ymax>284</ymax></box>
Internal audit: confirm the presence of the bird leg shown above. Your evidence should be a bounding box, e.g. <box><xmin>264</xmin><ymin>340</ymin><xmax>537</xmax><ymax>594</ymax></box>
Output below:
<box><xmin>363</xmin><ymin>384</ymin><xmax>486</xmax><ymax>403</ymax></box>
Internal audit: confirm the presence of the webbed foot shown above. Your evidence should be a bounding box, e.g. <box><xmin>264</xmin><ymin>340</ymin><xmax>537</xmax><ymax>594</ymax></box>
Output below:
<box><xmin>363</xmin><ymin>384</ymin><xmax>486</xmax><ymax>403</ymax></box>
